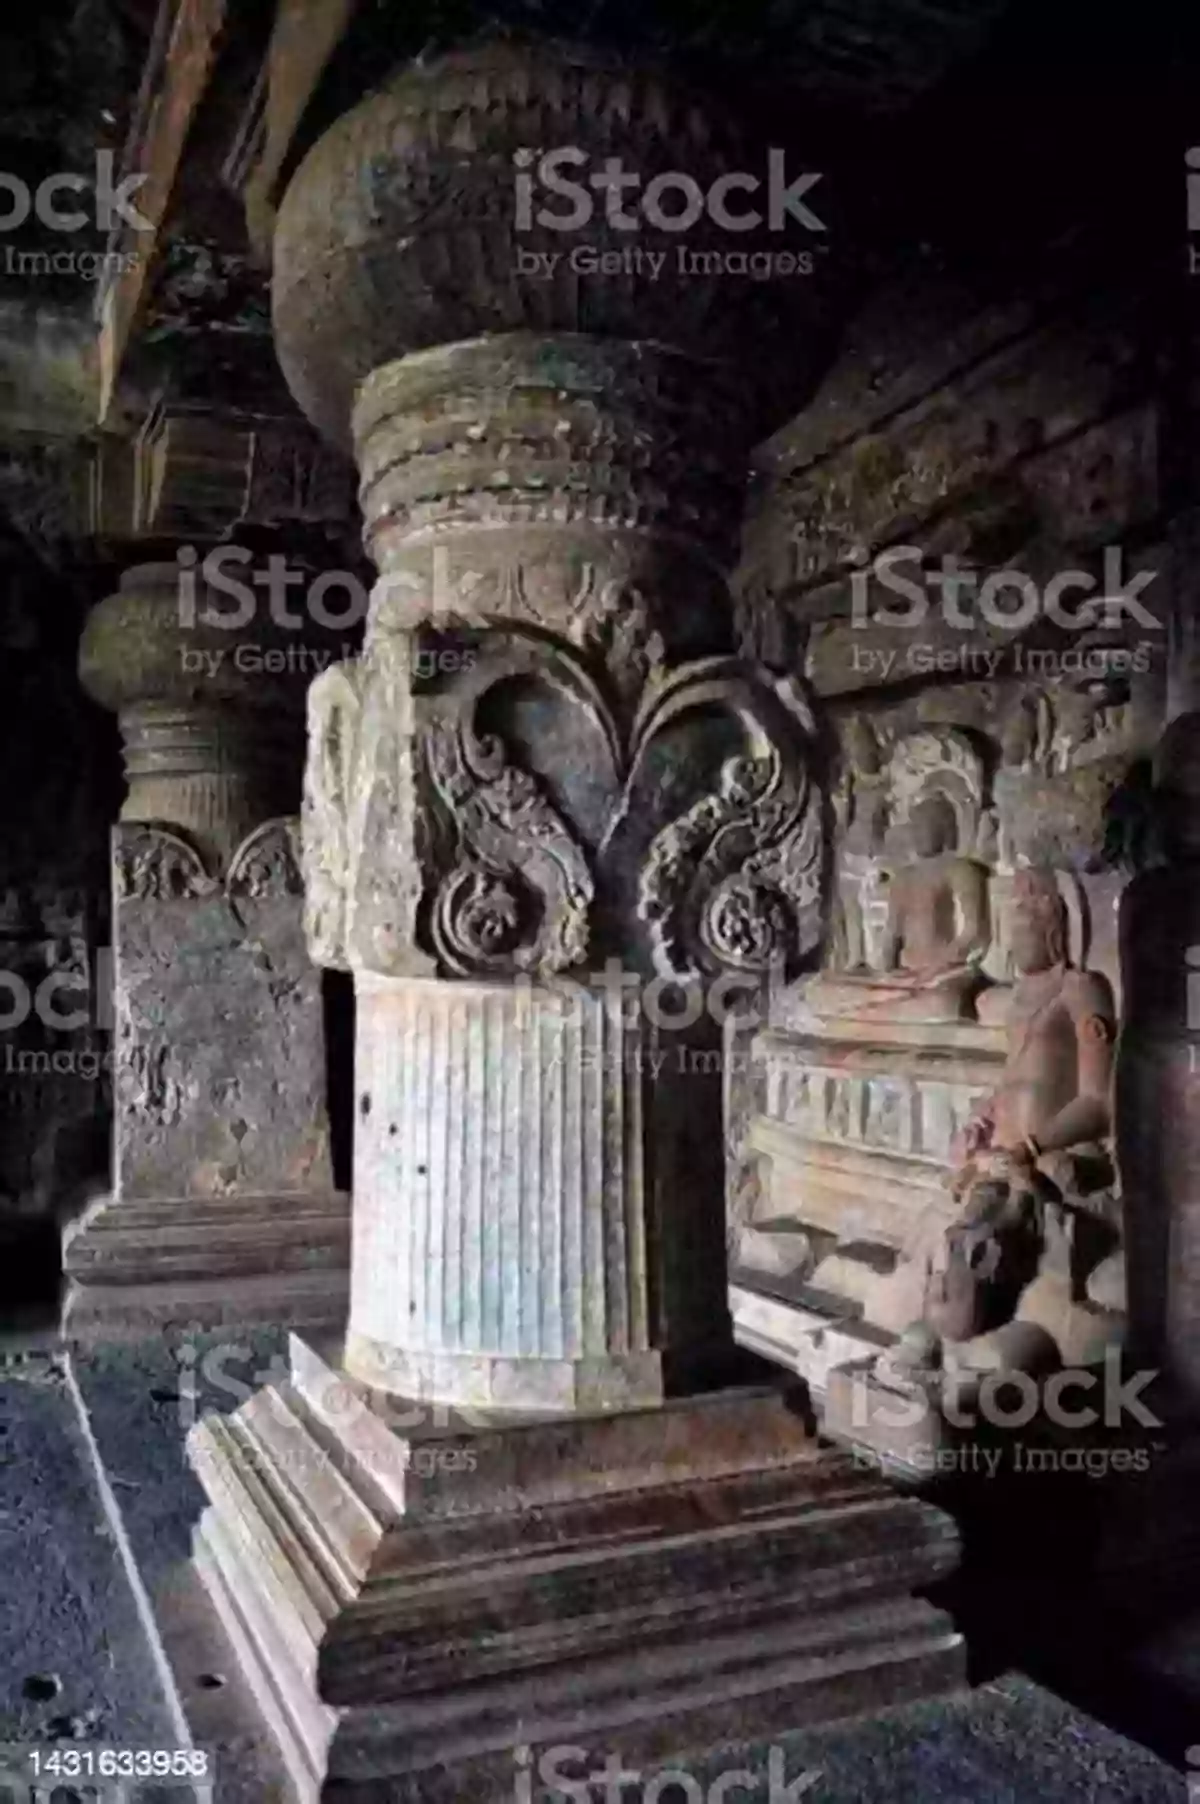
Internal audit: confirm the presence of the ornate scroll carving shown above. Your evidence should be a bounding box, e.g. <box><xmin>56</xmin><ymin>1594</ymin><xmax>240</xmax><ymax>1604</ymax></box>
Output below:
<box><xmin>302</xmin><ymin>622</ymin><xmax>825</xmax><ymax>986</ymax></box>
<box><xmin>421</xmin><ymin>634</ymin><xmax>600</xmax><ymax>978</ymax></box>
<box><xmin>634</xmin><ymin>664</ymin><xmax>823</xmax><ymax>981</ymax></box>
<box><xmin>423</xmin><ymin>725</ymin><xmax>594</xmax><ymax>978</ymax></box>
<box><xmin>115</xmin><ymin>818</ymin><xmax>307</xmax><ymax>905</ymax></box>
<box><xmin>227</xmin><ymin>819</ymin><xmax>304</xmax><ymax>900</ymax></box>
<box><xmin>113</xmin><ymin>825</ymin><xmax>216</xmax><ymax>902</ymax></box>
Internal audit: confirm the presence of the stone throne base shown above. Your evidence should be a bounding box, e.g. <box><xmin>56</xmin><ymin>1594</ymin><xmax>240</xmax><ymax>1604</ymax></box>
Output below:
<box><xmin>187</xmin><ymin>1336</ymin><xmax>965</xmax><ymax>1802</ymax></box>
<box><xmin>730</xmin><ymin>1017</ymin><xmax>1007</xmax><ymax>1433</ymax></box>
<box><xmin>61</xmin><ymin>1189</ymin><xmax>351</xmax><ymax>1341</ymax></box>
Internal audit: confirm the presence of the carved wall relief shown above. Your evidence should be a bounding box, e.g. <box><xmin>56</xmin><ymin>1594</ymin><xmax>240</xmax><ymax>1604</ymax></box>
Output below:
<box><xmin>730</xmin><ymin>673</ymin><xmax>1153</xmax><ymax>1470</ymax></box>
<box><xmin>810</xmin><ymin>725</ymin><xmax>991</xmax><ymax>1022</ymax></box>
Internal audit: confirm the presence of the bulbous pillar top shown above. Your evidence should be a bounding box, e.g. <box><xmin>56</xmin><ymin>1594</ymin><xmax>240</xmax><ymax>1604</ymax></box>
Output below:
<box><xmin>272</xmin><ymin>36</ymin><xmax>822</xmax><ymax>448</ymax></box>
<box><xmin>80</xmin><ymin>559</ymin><xmax>343</xmax><ymax>867</ymax></box>
<box><xmin>79</xmin><ymin>558</ymin><xmax>332</xmax><ymax>719</ymax></box>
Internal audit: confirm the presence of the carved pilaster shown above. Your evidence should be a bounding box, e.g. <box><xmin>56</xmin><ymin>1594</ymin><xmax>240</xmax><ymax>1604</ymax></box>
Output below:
<box><xmin>62</xmin><ymin>815</ymin><xmax>350</xmax><ymax>1340</ymax></box>
<box><xmin>1118</xmin><ymin>714</ymin><xmax>1200</xmax><ymax>1402</ymax></box>
<box><xmin>66</xmin><ymin>552</ymin><xmax>353</xmax><ymax>1339</ymax></box>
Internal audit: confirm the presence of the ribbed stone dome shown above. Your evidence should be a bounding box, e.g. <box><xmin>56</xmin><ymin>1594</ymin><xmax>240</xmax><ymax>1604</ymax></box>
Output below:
<box><xmin>272</xmin><ymin>37</ymin><xmax>822</xmax><ymax>447</ymax></box>
<box><xmin>79</xmin><ymin>561</ymin><xmax>321</xmax><ymax>715</ymax></box>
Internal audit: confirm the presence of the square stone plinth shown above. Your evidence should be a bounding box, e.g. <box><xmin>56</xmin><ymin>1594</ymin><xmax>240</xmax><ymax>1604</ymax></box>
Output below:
<box><xmin>187</xmin><ymin>1337</ymin><xmax>965</xmax><ymax>1800</ymax></box>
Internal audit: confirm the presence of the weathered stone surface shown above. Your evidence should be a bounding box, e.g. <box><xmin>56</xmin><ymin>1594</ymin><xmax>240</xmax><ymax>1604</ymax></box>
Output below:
<box><xmin>186</xmin><ymin>36</ymin><xmax>972</xmax><ymax>1790</ymax></box>
<box><xmin>724</xmin><ymin>268</ymin><xmax>1170</xmax><ymax>1467</ymax></box>
<box><xmin>345</xmin><ymin>974</ymin><xmax>730</xmax><ymax>1410</ymax></box>
<box><xmin>1118</xmin><ymin>712</ymin><xmax>1200</xmax><ymax>1404</ymax></box>
<box><xmin>294</xmin><ymin>324</ymin><xmax>825</xmax><ymax>1411</ymax></box>
<box><xmin>62</xmin><ymin>816</ymin><xmax>349</xmax><ymax>1339</ymax></box>
<box><xmin>738</xmin><ymin>285</ymin><xmax>1158</xmax><ymax>625</ymax></box>
<box><xmin>108</xmin><ymin>820</ymin><xmax>327</xmax><ymax>1199</ymax></box>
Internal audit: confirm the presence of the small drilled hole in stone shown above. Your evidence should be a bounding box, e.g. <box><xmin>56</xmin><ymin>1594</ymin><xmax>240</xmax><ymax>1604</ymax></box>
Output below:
<box><xmin>360</xmin><ymin>1092</ymin><xmax>372</xmax><ymax>1119</ymax></box>
<box><xmin>22</xmin><ymin>1673</ymin><xmax>61</xmax><ymax>1702</ymax></box>
<box><xmin>197</xmin><ymin>1672</ymin><xmax>226</xmax><ymax>1690</ymax></box>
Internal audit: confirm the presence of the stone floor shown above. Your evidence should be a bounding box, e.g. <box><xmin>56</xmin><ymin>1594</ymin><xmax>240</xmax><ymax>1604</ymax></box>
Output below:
<box><xmin>0</xmin><ymin>1329</ymin><xmax>1193</xmax><ymax>1801</ymax></box>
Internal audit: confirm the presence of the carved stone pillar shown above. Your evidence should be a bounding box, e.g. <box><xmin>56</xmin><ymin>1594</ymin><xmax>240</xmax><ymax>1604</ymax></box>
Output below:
<box><xmin>187</xmin><ymin>41</ymin><xmax>964</xmax><ymax>1795</ymax></box>
<box><xmin>78</xmin><ymin>561</ymin><xmax>305</xmax><ymax>865</ymax></box>
<box><xmin>303</xmin><ymin>330</ymin><xmax>828</xmax><ymax>1410</ymax></box>
<box><xmin>62</xmin><ymin>556</ymin><xmax>351</xmax><ymax>1338</ymax></box>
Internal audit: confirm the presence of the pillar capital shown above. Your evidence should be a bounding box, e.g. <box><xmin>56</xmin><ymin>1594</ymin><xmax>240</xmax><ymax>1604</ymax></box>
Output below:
<box><xmin>272</xmin><ymin>36</ymin><xmax>820</xmax><ymax>450</ymax></box>
<box><xmin>79</xmin><ymin>554</ymin><xmax>341</xmax><ymax>871</ymax></box>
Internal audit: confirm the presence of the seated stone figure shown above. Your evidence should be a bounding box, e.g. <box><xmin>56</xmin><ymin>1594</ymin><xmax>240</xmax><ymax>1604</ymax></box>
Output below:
<box><xmin>872</xmin><ymin>867</ymin><xmax>1124</xmax><ymax>1383</ymax></box>
<box><xmin>808</xmin><ymin>793</ymin><xmax>989</xmax><ymax>1022</ymax></box>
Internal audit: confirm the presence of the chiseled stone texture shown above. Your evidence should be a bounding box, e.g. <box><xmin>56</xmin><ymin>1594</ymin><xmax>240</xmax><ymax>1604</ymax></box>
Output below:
<box><xmin>346</xmin><ymin>974</ymin><xmax>728</xmax><ymax>1409</ymax></box>
<box><xmin>112</xmin><ymin>820</ymin><xmax>333</xmax><ymax>1201</ymax></box>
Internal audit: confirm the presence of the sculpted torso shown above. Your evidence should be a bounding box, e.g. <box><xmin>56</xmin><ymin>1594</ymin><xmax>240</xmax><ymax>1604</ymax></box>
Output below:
<box><xmin>810</xmin><ymin>794</ymin><xmax>989</xmax><ymax>1021</ymax></box>
<box><xmin>882</xmin><ymin>852</ymin><xmax>988</xmax><ymax>978</ymax></box>
<box><xmin>989</xmin><ymin>966</ymin><xmax>1114</xmax><ymax>1148</ymax></box>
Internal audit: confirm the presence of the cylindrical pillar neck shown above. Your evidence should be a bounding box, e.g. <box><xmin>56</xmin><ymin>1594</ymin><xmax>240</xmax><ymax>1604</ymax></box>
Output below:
<box><xmin>118</xmin><ymin>702</ymin><xmax>303</xmax><ymax>870</ymax></box>
<box><xmin>79</xmin><ymin>557</ymin><xmax>335</xmax><ymax>872</ymax></box>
